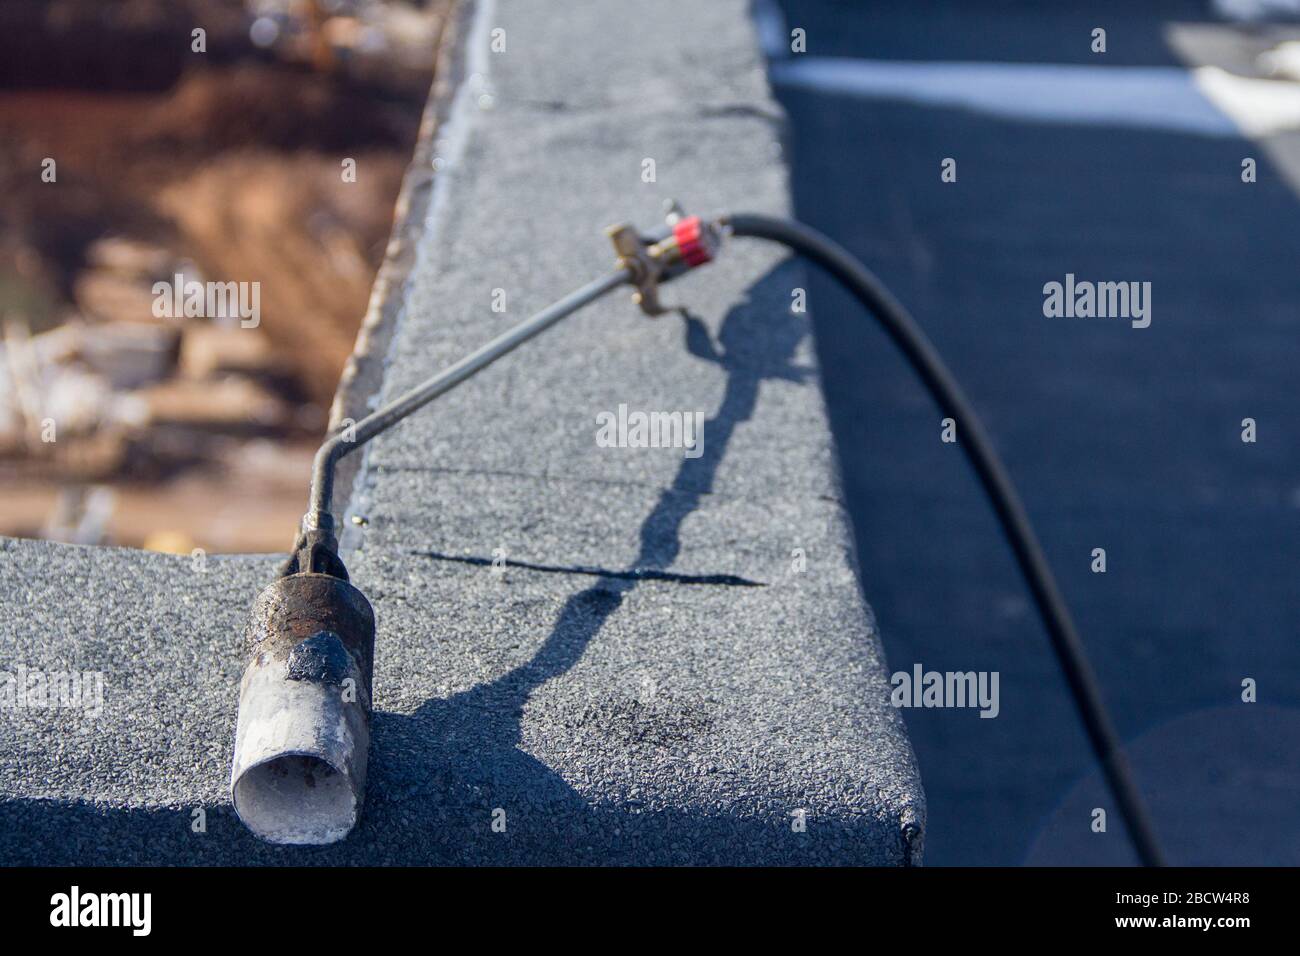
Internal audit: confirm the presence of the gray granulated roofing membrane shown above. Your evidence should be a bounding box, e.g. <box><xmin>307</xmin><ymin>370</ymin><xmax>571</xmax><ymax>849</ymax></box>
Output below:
<box><xmin>0</xmin><ymin>0</ymin><xmax>924</xmax><ymax>865</ymax></box>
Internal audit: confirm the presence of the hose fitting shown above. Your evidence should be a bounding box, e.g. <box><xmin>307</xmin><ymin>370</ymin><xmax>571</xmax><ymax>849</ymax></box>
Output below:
<box><xmin>668</xmin><ymin>214</ymin><xmax>718</xmax><ymax>268</ymax></box>
<box><xmin>606</xmin><ymin>204</ymin><xmax>722</xmax><ymax>315</ymax></box>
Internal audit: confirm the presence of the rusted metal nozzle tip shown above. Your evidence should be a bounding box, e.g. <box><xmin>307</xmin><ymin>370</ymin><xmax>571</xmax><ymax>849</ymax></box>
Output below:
<box><xmin>230</xmin><ymin>569</ymin><xmax>376</xmax><ymax>845</ymax></box>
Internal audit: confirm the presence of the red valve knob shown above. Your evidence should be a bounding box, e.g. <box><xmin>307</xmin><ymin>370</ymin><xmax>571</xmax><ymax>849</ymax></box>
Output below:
<box><xmin>672</xmin><ymin>216</ymin><xmax>715</xmax><ymax>267</ymax></box>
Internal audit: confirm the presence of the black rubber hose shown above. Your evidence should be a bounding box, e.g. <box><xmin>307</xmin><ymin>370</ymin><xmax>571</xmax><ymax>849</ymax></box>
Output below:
<box><xmin>727</xmin><ymin>213</ymin><xmax>1165</xmax><ymax>867</ymax></box>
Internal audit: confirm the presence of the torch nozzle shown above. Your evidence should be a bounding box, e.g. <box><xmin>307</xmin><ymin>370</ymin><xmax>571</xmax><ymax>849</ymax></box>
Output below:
<box><xmin>230</xmin><ymin>567</ymin><xmax>376</xmax><ymax>845</ymax></box>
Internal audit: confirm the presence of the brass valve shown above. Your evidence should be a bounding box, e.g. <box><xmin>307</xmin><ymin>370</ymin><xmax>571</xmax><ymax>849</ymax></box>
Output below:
<box><xmin>606</xmin><ymin>204</ymin><xmax>721</xmax><ymax>316</ymax></box>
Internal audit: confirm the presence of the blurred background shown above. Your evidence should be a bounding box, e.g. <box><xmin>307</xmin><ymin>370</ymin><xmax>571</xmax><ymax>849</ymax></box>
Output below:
<box><xmin>0</xmin><ymin>0</ymin><xmax>446</xmax><ymax>553</ymax></box>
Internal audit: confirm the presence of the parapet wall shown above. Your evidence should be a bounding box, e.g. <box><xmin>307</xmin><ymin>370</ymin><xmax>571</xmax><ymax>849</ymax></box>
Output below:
<box><xmin>0</xmin><ymin>0</ymin><xmax>925</xmax><ymax>865</ymax></box>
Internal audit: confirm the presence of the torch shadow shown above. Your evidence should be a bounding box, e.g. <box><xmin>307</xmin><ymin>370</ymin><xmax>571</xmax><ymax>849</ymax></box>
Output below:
<box><xmin>359</xmin><ymin>262</ymin><xmax>823</xmax><ymax>864</ymax></box>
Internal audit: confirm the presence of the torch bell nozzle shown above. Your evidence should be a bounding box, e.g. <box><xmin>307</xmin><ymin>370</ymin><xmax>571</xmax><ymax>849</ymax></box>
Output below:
<box><xmin>230</xmin><ymin>568</ymin><xmax>376</xmax><ymax>845</ymax></box>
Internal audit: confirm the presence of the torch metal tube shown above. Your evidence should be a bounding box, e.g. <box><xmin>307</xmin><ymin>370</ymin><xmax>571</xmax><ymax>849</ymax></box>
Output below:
<box><xmin>231</xmin><ymin>262</ymin><xmax>637</xmax><ymax>845</ymax></box>
<box><xmin>305</xmin><ymin>267</ymin><xmax>631</xmax><ymax>530</ymax></box>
